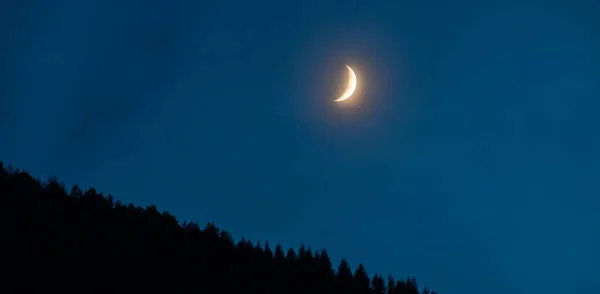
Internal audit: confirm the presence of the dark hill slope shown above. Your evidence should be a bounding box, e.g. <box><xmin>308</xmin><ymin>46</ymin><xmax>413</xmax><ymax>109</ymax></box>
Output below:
<box><xmin>0</xmin><ymin>161</ymin><xmax>437</xmax><ymax>294</ymax></box>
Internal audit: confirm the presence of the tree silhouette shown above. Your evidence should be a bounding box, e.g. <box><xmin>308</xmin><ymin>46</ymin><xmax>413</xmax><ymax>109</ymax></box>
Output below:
<box><xmin>335</xmin><ymin>258</ymin><xmax>354</xmax><ymax>294</ymax></box>
<box><xmin>388</xmin><ymin>276</ymin><xmax>397</xmax><ymax>294</ymax></box>
<box><xmin>0</xmin><ymin>161</ymin><xmax>439</xmax><ymax>294</ymax></box>
<box><xmin>354</xmin><ymin>263</ymin><xmax>371</xmax><ymax>292</ymax></box>
<box><xmin>372</xmin><ymin>273</ymin><xmax>386</xmax><ymax>294</ymax></box>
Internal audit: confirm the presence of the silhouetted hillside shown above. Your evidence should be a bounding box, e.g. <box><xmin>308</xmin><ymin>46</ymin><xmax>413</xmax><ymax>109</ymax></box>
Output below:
<box><xmin>0</xmin><ymin>161</ymin><xmax>437</xmax><ymax>294</ymax></box>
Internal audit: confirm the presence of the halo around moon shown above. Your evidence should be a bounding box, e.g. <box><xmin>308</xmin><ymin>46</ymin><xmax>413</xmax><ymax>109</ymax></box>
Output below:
<box><xmin>334</xmin><ymin>65</ymin><xmax>357</xmax><ymax>102</ymax></box>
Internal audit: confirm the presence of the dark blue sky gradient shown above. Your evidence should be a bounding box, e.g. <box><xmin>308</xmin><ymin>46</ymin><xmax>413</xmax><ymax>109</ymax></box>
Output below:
<box><xmin>1</xmin><ymin>1</ymin><xmax>599</xmax><ymax>293</ymax></box>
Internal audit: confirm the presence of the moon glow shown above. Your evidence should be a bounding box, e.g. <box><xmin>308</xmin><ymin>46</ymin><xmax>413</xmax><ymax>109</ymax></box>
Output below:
<box><xmin>335</xmin><ymin>65</ymin><xmax>357</xmax><ymax>102</ymax></box>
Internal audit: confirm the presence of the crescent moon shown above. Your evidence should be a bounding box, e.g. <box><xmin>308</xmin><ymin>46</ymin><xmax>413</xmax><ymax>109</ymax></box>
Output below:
<box><xmin>335</xmin><ymin>65</ymin><xmax>357</xmax><ymax>102</ymax></box>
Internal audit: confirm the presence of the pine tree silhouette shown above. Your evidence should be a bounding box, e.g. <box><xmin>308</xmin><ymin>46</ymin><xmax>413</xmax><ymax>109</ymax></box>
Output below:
<box><xmin>354</xmin><ymin>263</ymin><xmax>371</xmax><ymax>293</ymax></box>
<box><xmin>372</xmin><ymin>273</ymin><xmax>386</xmax><ymax>294</ymax></box>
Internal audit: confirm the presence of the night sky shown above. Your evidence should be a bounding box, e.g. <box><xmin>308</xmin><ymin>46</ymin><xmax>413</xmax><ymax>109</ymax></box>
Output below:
<box><xmin>2</xmin><ymin>0</ymin><xmax>599</xmax><ymax>293</ymax></box>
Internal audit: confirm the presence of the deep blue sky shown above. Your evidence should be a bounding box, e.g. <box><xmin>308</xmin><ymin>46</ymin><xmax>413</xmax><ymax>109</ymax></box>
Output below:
<box><xmin>2</xmin><ymin>0</ymin><xmax>599</xmax><ymax>293</ymax></box>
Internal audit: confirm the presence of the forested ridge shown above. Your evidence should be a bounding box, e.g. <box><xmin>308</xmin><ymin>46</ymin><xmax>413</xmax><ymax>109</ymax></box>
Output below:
<box><xmin>1</xmin><ymin>161</ymin><xmax>438</xmax><ymax>294</ymax></box>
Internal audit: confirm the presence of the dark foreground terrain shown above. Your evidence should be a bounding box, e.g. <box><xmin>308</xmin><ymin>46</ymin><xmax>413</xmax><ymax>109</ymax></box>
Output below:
<box><xmin>1</xmin><ymin>161</ymin><xmax>437</xmax><ymax>294</ymax></box>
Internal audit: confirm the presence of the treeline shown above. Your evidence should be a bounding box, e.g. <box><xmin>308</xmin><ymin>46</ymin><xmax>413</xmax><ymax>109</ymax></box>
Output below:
<box><xmin>0</xmin><ymin>161</ymin><xmax>437</xmax><ymax>294</ymax></box>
